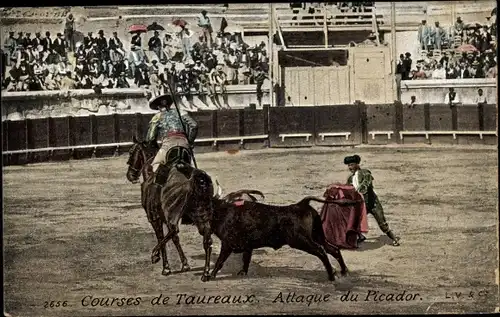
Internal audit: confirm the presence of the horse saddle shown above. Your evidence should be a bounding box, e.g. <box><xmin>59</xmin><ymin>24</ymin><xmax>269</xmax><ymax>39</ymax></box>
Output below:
<box><xmin>153</xmin><ymin>146</ymin><xmax>193</xmax><ymax>186</ymax></box>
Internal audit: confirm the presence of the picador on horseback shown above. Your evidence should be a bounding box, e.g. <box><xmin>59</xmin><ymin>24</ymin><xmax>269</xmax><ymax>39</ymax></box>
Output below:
<box><xmin>146</xmin><ymin>94</ymin><xmax>199</xmax><ymax>186</ymax></box>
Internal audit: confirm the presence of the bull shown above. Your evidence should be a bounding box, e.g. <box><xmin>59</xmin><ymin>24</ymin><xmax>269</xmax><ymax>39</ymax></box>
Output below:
<box><xmin>209</xmin><ymin>192</ymin><xmax>351</xmax><ymax>281</ymax></box>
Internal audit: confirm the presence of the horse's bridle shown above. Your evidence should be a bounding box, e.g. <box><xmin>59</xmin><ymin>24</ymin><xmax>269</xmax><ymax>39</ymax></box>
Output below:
<box><xmin>128</xmin><ymin>143</ymin><xmax>154</xmax><ymax>181</ymax></box>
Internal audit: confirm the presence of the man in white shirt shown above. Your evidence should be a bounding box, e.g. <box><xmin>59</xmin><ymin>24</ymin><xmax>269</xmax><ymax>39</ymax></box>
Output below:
<box><xmin>431</xmin><ymin>63</ymin><xmax>446</xmax><ymax>79</ymax></box>
<box><xmin>473</xmin><ymin>88</ymin><xmax>487</xmax><ymax>106</ymax></box>
<box><xmin>197</xmin><ymin>10</ymin><xmax>213</xmax><ymax>48</ymax></box>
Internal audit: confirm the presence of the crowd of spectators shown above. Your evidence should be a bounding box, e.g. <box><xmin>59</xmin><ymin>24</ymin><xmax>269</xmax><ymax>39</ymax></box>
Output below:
<box><xmin>397</xmin><ymin>11</ymin><xmax>497</xmax><ymax>80</ymax></box>
<box><xmin>1</xmin><ymin>9</ymin><xmax>270</xmax><ymax>107</ymax></box>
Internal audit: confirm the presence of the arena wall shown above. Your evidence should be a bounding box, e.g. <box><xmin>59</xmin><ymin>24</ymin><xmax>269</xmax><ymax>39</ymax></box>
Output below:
<box><xmin>3</xmin><ymin>103</ymin><xmax>496</xmax><ymax>165</ymax></box>
<box><xmin>400</xmin><ymin>79</ymin><xmax>497</xmax><ymax>105</ymax></box>
<box><xmin>1</xmin><ymin>86</ymin><xmax>271</xmax><ymax>120</ymax></box>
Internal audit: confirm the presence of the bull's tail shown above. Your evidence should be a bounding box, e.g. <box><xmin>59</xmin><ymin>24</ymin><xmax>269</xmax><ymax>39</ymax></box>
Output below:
<box><xmin>298</xmin><ymin>196</ymin><xmax>332</xmax><ymax>206</ymax></box>
<box><xmin>298</xmin><ymin>196</ymin><xmax>361</xmax><ymax>206</ymax></box>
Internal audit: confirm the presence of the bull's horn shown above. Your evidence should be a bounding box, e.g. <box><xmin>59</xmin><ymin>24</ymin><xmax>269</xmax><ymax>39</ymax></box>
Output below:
<box><xmin>214</xmin><ymin>178</ymin><xmax>224</xmax><ymax>199</ymax></box>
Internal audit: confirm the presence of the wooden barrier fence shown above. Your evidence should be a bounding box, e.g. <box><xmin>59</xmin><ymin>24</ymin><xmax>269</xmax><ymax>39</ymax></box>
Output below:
<box><xmin>2</xmin><ymin>103</ymin><xmax>497</xmax><ymax>165</ymax></box>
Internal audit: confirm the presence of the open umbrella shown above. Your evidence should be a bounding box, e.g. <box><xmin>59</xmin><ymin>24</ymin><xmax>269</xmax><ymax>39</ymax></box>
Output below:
<box><xmin>172</xmin><ymin>18</ymin><xmax>188</xmax><ymax>28</ymax></box>
<box><xmin>147</xmin><ymin>22</ymin><xmax>165</xmax><ymax>31</ymax></box>
<box><xmin>457</xmin><ymin>43</ymin><xmax>479</xmax><ymax>53</ymax></box>
<box><xmin>129</xmin><ymin>24</ymin><xmax>148</xmax><ymax>33</ymax></box>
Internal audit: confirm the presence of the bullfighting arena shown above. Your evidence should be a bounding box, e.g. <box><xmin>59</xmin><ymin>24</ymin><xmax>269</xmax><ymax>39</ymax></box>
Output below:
<box><xmin>3</xmin><ymin>145</ymin><xmax>499</xmax><ymax>316</ymax></box>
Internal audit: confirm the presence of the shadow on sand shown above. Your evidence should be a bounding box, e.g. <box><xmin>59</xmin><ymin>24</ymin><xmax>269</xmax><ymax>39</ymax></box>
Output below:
<box><xmin>189</xmin><ymin>247</ymin><xmax>402</xmax><ymax>291</ymax></box>
<box><xmin>354</xmin><ymin>235</ymin><xmax>395</xmax><ymax>251</ymax></box>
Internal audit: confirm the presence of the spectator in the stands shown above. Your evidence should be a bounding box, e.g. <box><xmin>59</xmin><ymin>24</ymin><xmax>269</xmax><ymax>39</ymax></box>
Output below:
<box><xmin>432</xmin><ymin>21</ymin><xmax>446</xmax><ymax>50</ymax></box>
<box><xmin>402</xmin><ymin>52</ymin><xmax>412</xmax><ymax>80</ymax></box>
<box><xmin>65</xmin><ymin>13</ymin><xmax>75</xmax><ymax>51</ymax></box>
<box><xmin>457</xmin><ymin>62</ymin><xmax>471</xmax><ymax>79</ymax></box>
<box><xmin>96</xmin><ymin>30</ymin><xmax>108</xmax><ymax>61</ymax></box>
<box><xmin>128</xmin><ymin>44</ymin><xmax>148</xmax><ymax>78</ymax></box>
<box><xmin>178</xmin><ymin>26</ymin><xmax>194</xmax><ymax>61</ymax></box>
<box><xmin>115</xmin><ymin>72</ymin><xmax>130</xmax><ymax>88</ymax></box>
<box><xmin>411</xmin><ymin>64</ymin><xmax>426</xmax><ymax>80</ymax></box>
<box><xmin>486</xmin><ymin>62</ymin><xmax>497</xmax><ymax>78</ymax></box>
<box><xmin>148</xmin><ymin>31</ymin><xmax>163</xmax><ymax>63</ymax></box>
<box><xmin>453</xmin><ymin>17</ymin><xmax>464</xmax><ymax>39</ymax></box>
<box><xmin>60</xmin><ymin>70</ymin><xmax>77</xmax><ymax>90</ymax></box>
<box><xmin>131</xmin><ymin>32</ymin><xmax>142</xmax><ymax>48</ymax></box>
<box><xmin>41</xmin><ymin>31</ymin><xmax>52</xmax><ymax>52</ymax></box>
<box><xmin>53</xmin><ymin>33</ymin><xmax>66</xmax><ymax>57</ymax></box>
<box><xmin>32</xmin><ymin>32</ymin><xmax>42</xmax><ymax>49</ymax></box>
<box><xmin>109</xmin><ymin>32</ymin><xmax>125</xmax><ymax>62</ymax></box>
<box><xmin>83</xmin><ymin>32</ymin><xmax>94</xmax><ymax>50</ymax></box>
<box><xmin>197</xmin><ymin>10</ymin><xmax>213</xmax><ymax>48</ymax></box>
<box><xmin>417</xmin><ymin>20</ymin><xmax>431</xmax><ymax>51</ymax></box>
<box><xmin>431</xmin><ymin>62</ymin><xmax>446</xmax><ymax>79</ymax></box>
<box><xmin>472</xmin><ymin>60</ymin><xmax>486</xmax><ymax>78</ymax></box>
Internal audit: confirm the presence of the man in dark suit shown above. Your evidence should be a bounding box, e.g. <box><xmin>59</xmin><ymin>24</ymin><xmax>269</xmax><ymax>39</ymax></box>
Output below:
<box><xmin>96</xmin><ymin>30</ymin><xmax>108</xmax><ymax>60</ymax></box>
<box><xmin>53</xmin><ymin>33</ymin><xmax>66</xmax><ymax>57</ymax></box>
<box><xmin>148</xmin><ymin>31</ymin><xmax>163</xmax><ymax>62</ymax></box>
<box><xmin>457</xmin><ymin>62</ymin><xmax>471</xmax><ymax>79</ymax></box>
<box><xmin>83</xmin><ymin>32</ymin><xmax>95</xmax><ymax>50</ymax></box>
<box><xmin>402</xmin><ymin>52</ymin><xmax>412</xmax><ymax>80</ymax></box>
<box><xmin>16</xmin><ymin>32</ymin><xmax>27</xmax><ymax>47</ymax></box>
<box><xmin>41</xmin><ymin>32</ymin><xmax>53</xmax><ymax>52</ymax></box>
<box><xmin>31</xmin><ymin>32</ymin><xmax>43</xmax><ymax>49</ymax></box>
<box><xmin>108</xmin><ymin>31</ymin><xmax>124</xmax><ymax>62</ymax></box>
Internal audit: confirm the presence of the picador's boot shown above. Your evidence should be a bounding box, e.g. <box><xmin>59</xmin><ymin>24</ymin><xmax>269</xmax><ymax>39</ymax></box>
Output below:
<box><xmin>152</xmin><ymin>165</ymin><xmax>170</xmax><ymax>187</ymax></box>
<box><xmin>386</xmin><ymin>230</ymin><xmax>400</xmax><ymax>246</ymax></box>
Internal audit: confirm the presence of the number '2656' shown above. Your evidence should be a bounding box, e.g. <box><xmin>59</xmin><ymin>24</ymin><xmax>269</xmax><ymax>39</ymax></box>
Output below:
<box><xmin>44</xmin><ymin>301</ymin><xmax>68</xmax><ymax>308</ymax></box>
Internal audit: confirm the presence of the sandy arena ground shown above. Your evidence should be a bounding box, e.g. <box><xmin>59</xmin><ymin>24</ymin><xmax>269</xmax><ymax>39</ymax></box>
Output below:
<box><xmin>3</xmin><ymin>145</ymin><xmax>499</xmax><ymax>316</ymax></box>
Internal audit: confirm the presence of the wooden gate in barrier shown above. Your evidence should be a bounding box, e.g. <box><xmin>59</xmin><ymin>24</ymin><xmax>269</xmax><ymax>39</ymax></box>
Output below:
<box><xmin>284</xmin><ymin>66</ymin><xmax>351</xmax><ymax>106</ymax></box>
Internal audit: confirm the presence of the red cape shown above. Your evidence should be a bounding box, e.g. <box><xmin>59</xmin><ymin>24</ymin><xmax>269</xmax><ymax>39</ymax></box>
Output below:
<box><xmin>320</xmin><ymin>183</ymin><xmax>369</xmax><ymax>249</ymax></box>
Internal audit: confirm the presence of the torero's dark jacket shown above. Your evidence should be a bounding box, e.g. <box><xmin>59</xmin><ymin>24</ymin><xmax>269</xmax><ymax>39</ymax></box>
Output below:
<box><xmin>347</xmin><ymin>168</ymin><xmax>377</xmax><ymax>211</ymax></box>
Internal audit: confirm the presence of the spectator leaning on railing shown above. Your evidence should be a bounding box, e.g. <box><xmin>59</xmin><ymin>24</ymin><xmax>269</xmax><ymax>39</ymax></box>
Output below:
<box><xmin>474</xmin><ymin>88</ymin><xmax>487</xmax><ymax>106</ymax></box>
<box><xmin>444</xmin><ymin>87</ymin><xmax>460</xmax><ymax>106</ymax></box>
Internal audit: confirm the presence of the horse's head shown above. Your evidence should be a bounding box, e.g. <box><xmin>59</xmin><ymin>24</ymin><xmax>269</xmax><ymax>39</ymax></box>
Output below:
<box><xmin>126</xmin><ymin>136</ymin><xmax>159</xmax><ymax>184</ymax></box>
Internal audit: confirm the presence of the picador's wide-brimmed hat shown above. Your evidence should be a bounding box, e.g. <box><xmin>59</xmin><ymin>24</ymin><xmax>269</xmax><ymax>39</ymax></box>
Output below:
<box><xmin>344</xmin><ymin>155</ymin><xmax>361</xmax><ymax>165</ymax></box>
<box><xmin>149</xmin><ymin>94</ymin><xmax>174</xmax><ymax>110</ymax></box>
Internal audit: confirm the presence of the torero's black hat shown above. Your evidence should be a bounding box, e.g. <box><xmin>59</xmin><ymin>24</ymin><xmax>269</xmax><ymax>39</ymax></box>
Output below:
<box><xmin>344</xmin><ymin>155</ymin><xmax>361</xmax><ymax>165</ymax></box>
<box><xmin>149</xmin><ymin>94</ymin><xmax>174</xmax><ymax>110</ymax></box>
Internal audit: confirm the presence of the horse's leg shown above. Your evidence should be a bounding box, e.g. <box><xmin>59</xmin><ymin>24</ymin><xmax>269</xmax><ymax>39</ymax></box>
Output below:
<box><xmin>168</xmin><ymin>222</ymin><xmax>191</xmax><ymax>272</ymax></box>
<box><xmin>151</xmin><ymin>227</ymin><xmax>177</xmax><ymax>262</ymax></box>
<box><xmin>197</xmin><ymin>222</ymin><xmax>213</xmax><ymax>282</ymax></box>
<box><xmin>151</xmin><ymin>220</ymin><xmax>172</xmax><ymax>276</ymax></box>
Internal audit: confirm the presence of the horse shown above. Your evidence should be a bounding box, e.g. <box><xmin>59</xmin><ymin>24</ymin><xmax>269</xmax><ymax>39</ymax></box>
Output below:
<box><xmin>126</xmin><ymin>136</ymin><xmax>217</xmax><ymax>282</ymax></box>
